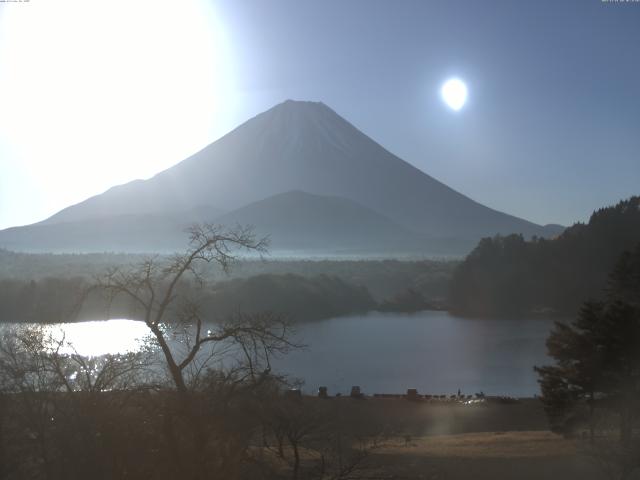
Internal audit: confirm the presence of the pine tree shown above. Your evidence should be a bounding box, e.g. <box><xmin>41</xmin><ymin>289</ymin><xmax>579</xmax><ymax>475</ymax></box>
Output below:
<box><xmin>535</xmin><ymin>244</ymin><xmax>640</xmax><ymax>445</ymax></box>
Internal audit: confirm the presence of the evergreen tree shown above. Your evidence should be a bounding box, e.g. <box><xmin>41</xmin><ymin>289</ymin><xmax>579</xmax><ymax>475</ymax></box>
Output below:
<box><xmin>535</xmin><ymin>245</ymin><xmax>640</xmax><ymax>446</ymax></box>
<box><xmin>451</xmin><ymin>196</ymin><xmax>640</xmax><ymax>316</ymax></box>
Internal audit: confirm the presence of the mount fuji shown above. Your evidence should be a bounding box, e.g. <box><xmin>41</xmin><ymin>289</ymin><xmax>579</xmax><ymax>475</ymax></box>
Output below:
<box><xmin>0</xmin><ymin>100</ymin><xmax>562</xmax><ymax>255</ymax></box>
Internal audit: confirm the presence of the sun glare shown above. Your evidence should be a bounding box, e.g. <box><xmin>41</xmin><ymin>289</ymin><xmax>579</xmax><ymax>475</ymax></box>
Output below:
<box><xmin>0</xmin><ymin>0</ymin><xmax>234</xmax><ymax>223</ymax></box>
<box><xmin>441</xmin><ymin>78</ymin><xmax>468</xmax><ymax>111</ymax></box>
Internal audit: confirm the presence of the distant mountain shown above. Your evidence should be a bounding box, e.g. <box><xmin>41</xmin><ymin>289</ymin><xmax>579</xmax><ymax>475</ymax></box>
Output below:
<box><xmin>0</xmin><ymin>206</ymin><xmax>223</xmax><ymax>253</ymax></box>
<box><xmin>0</xmin><ymin>214</ymin><xmax>184</xmax><ymax>253</ymax></box>
<box><xmin>215</xmin><ymin>190</ymin><xmax>430</xmax><ymax>254</ymax></box>
<box><xmin>1</xmin><ymin>100</ymin><xmax>560</xmax><ymax>254</ymax></box>
<box><xmin>540</xmin><ymin>224</ymin><xmax>565</xmax><ymax>238</ymax></box>
<box><xmin>0</xmin><ymin>191</ymin><xmax>460</xmax><ymax>254</ymax></box>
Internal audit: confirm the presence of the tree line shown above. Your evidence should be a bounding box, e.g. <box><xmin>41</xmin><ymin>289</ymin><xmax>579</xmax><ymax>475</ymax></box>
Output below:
<box><xmin>0</xmin><ymin>265</ymin><xmax>450</xmax><ymax>324</ymax></box>
<box><xmin>0</xmin><ymin>249</ymin><xmax>456</xmax><ymax>305</ymax></box>
<box><xmin>450</xmin><ymin>196</ymin><xmax>640</xmax><ymax>316</ymax></box>
<box><xmin>0</xmin><ymin>273</ymin><xmax>376</xmax><ymax>324</ymax></box>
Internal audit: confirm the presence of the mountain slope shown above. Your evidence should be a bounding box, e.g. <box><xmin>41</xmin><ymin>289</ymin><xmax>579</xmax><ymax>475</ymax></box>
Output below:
<box><xmin>3</xmin><ymin>100</ymin><xmax>559</xmax><ymax>254</ymax></box>
<box><xmin>214</xmin><ymin>190</ymin><xmax>428</xmax><ymax>253</ymax></box>
<box><xmin>0</xmin><ymin>206</ymin><xmax>223</xmax><ymax>253</ymax></box>
<box><xmin>0</xmin><ymin>191</ymin><xmax>439</xmax><ymax>254</ymax></box>
<box><xmin>41</xmin><ymin>101</ymin><xmax>551</xmax><ymax>237</ymax></box>
<box><xmin>0</xmin><ymin>214</ymin><xmax>184</xmax><ymax>253</ymax></box>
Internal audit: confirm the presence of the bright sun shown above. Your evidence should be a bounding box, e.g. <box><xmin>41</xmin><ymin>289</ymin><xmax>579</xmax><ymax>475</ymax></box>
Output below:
<box><xmin>441</xmin><ymin>78</ymin><xmax>468</xmax><ymax>111</ymax></box>
<box><xmin>0</xmin><ymin>0</ymin><xmax>235</xmax><ymax>225</ymax></box>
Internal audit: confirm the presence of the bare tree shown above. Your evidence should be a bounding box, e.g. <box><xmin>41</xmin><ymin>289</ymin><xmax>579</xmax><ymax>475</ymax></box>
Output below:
<box><xmin>0</xmin><ymin>325</ymin><xmax>154</xmax><ymax>479</ymax></box>
<box><xmin>95</xmin><ymin>223</ymin><xmax>296</xmax><ymax>393</ymax></box>
<box><xmin>93</xmin><ymin>223</ymin><xmax>300</xmax><ymax>479</ymax></box>
<box><xmin>0</xmin><ymin>224</ymin><xmax>302</xmax><ymax>480</ymax></box>
<box><xmin>259</xmin><ymin>394</ymin><xmax>391</xmax><ymax>480</ymax></box>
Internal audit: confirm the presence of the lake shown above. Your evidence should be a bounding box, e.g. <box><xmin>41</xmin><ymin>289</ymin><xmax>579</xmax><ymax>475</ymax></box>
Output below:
<box><xmin>14</xmin><ymin>311</ymin><xmax>558</xmax><ymax>397</ymax></box>
<box><xmin>272</xmin><ymin>311</ymin><xmax>556</xmax><ymax>397</ymax></box>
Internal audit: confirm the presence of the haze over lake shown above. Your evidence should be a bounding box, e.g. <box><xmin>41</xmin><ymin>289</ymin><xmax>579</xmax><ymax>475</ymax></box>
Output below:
<box><xmin>26</xmin><ymin>311</ymin><xmax>556</xmax><ymax>397</ymax></box>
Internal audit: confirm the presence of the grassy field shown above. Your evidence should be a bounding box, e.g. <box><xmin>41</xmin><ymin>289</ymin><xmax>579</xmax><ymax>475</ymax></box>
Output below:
<box><xmin>371</xmin><ymin>431</ymin><xmax>599</xmax><ymax>479</ymax></box>
<box><xmin>286</xmin><ymin>397</ymin><xmax>605</xmax><ymax>480</ymax></box>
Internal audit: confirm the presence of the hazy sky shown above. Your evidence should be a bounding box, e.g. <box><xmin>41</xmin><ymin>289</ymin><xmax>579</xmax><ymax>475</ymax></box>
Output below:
<box><xmin>1</xmin><ymin>0</ymin><xmax>639</xmax><ymax>229</ymax></box>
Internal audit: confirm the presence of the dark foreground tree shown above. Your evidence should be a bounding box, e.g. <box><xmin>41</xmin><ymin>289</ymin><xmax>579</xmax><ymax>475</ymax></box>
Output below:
<box><xmin>536</xmin><ymin>244</ymin><xmax>640</xmax><ymax>479</ymax></box>
<box><xmin>535</xmin><ymin>301</ymin><xmax>604</xmax><ymax>439</ymax></box>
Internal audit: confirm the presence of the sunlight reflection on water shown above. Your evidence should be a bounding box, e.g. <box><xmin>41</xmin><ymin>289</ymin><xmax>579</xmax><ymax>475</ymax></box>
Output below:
<box><xmin>42</xmin><ymin>319</ymin><xmax>152</xmax><ymax>357</ymax></box>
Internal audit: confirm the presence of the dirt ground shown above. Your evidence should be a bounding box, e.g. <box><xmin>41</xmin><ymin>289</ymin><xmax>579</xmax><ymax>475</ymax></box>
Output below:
<box><xmin>316</xmin><ymin>397</ymin><xmax>605</xmax><ymax>479</ymax></box>
<box><xmin>370</xmin><ymin>431</ymin><xmax>600</xmax><ymax>479</ymax></box>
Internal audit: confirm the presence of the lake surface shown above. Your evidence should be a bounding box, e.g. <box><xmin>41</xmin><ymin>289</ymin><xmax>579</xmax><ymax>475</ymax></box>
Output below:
<box><xmin>272</xmin><ymin>311</ymin><xmax>556</xmax><ymax>397</ymax></box>
<box><xmin>14</xmin><ymin>311</ymin><xmax>558</xmax><ymax>397</ymax></box>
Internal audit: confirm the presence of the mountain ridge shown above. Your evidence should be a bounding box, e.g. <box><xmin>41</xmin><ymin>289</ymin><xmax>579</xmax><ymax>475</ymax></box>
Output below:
<box><xmin>0</xmin><ymin>190</ymin><xmax>464</xmax><ymax>254</ymax></box>
<box><xmin>3</xmin><ymin>100</ymin><xmax>561</xmax><ymax>254</ymax></box>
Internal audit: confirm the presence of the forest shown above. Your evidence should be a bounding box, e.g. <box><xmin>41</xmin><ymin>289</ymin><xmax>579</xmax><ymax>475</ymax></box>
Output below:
<box><xmin>0</xmin><ymin>251</ymin><xmax>454</xmax><ymax>323</ymax></box>
<box><xmin>449</xmin><ymin>197</ymin><xmax>640</xmax><ymax>317</ymax></box>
